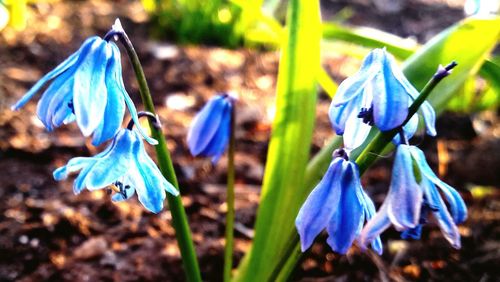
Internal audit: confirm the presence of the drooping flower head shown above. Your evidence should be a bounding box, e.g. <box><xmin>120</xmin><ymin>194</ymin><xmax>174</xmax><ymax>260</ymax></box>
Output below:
<box><xmin>53</xmin><ymin>128</ymin><xmax>178</xmax><ymax>213</ymax></box>
<box><xmin>295</xmin><ymin>149</ymin><xmax>382</xmax><ymax>255</ymax></box>
<box><xmin>187</xmin><ymin>93</ymin><xmax>235</xmax><ymax>163</ymax></box>
<box><xmin>360</xmin><ymin>144</ymin><xmax>467</xmax><ymax>249</ymax></box>
<box><xmin>11</xmin><ymin>22</ymin><xmax>156</xmax><ymax>146</ymax></box>
<box><xmin>329</xmin><ymin>48</ymin><xmax>436</xmax><ymax>150</ymax></box>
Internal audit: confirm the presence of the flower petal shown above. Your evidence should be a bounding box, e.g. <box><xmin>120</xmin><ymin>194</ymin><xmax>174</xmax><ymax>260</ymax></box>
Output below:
<box><xmin>372</xmin><ymin>53</ymin><xmax>410</xmax><ymax>131</ymax></box>
<box><xmin>419</xmin><ymin>101</ymin><xmax>437</xmax><ymax>136</ymax></box>
<box><xmin>342</xmin><ymin>105</ymin><xmax>372</xmax><ymax>150</ymax></box>
<box><xmin>53</xmin><ymin>157</ymin><xmax>94</xmax><ymax>181</ymax></box>
<box><xmin>386</xmin><ymin>49</ymin><xmax>420</xmax><ymax>99</ymax></box>
<box><xmin>84</xmin><ymin>129</ymin><xmax>134</xmax><ymax>190</ymax></box>
<box><xmin>328</xmin><ymin>97</ymin><xmax>358</xmax><ymax>136</ymax></box>
<box><xmin>326</xmin><ymin>161</ymin><xmax>364</xmax><ymax>254</ymax></box>
<box><xmin>387</xmin><ymin>145</ymin><xmax>423</xmax><ymax>230</ymax></box>
<box><xmin>36</xmin><ymin>72</ymin><xmax>74</xmax><ymax>130</ymax></box>
<box><xmin>331</xmin><ymin>49</ymin><xmax>383</xmax><ymax>106</ymax></box>
<box><xmin>132</xmin><ymin>131</ymin><xmax>178</xmax><ymax>213</ymax></box>
<box><xmin>200</xmin><ymin>102</ymin><xmax>232</xmax><ymax>163</ymax></box>
<box><xmin>359</xmin><ymin>190</ymin><xmax>383</xmax><ymax>255</ymax></box>
<box><xmin>295</xmin><ymin>158</ymin><xmax>344</xmax><ymax>251</ymax></box>
<box><xmin>410</xmin><ymin>146</ymin><xmax>467</xmax><ymax>224</ymax></box>
<box><xmin>91</xmin><ymin>44</ymin><xmax>126</xmax><ymax>146</ymax></box>
<box><xmin>360</xmin><ymin>202</ymin><xmax>391</xmax><ymax>249</ymax></box>
<box><xmin>73</xmin><ymin>38</ymin><xmax>111</xmax><ymax>136</ymax></box>
<box><xmin>187</xmin><ymin>96</ymin><xmax>228</xmax><ymax>156</ymax></box>
<box><xmin>10</xmin><ymin>37</ymin><xmax>100</xmax><ymax>111</ymax></box>
<box><xmin>401</xmin><ymin>225</ymin><xmax>423</xmax><ymax>240</ymax></box>
<box><xmin>421</xmin><ymin>177</ymin><xmax>461</xmax><ymax>248</ymax></box>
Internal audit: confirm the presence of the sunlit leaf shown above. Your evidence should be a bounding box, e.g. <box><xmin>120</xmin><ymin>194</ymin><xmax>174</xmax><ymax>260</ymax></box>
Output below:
<box><xmin>234</xmin><ymin>0</ymin><xmax>321</xmax><ymax>281</ymax></box>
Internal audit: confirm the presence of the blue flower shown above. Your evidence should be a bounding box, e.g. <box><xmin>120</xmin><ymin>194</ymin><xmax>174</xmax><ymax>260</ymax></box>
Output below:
<box><xmin>329</xmin><ymin>48</ymin><xmax>436</xmax><ymax>150</ymax></box>
<box><xmin>53</xmin><ymin>128</ymin><xmax>178</xmax><ymax>213</ymax></box>
<box><xmin>360</xmin><ymin>144</ymin><xmax>467</xmax><ymax>249</ymax></box>
<box><xmin>11</xmin><ymin>36</ymin><xmax>156</xmax><ymax>146</ymax></box>
<box><xmin>295</xmin><ymin>149</ymin><xmax>382</xmax><ymax>254</ymax></box>
<box><xmin>187</xmin><ymin>94</ymin><xmax>234</xmax><ymax>163</ymax></box>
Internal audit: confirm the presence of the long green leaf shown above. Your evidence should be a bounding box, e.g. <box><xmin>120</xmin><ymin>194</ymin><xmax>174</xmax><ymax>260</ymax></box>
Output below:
<box><xmin>475</xmin><ymin>58</ymin><xmax>500</xmax><ymax>110</ymax></box>
<box><xmin>272</xmin><ymin>16</ymin><xmax>500</xmax><ymax>280</ymax></box>
<box><xmin>322</xmin><ymin>22</ymin><xmax>417</xmax><ymax>59</ymax></box>
<box><xmin>403</xmin><ymin>17</ymin><xmax>500</xmax><ymax>111</ymax></box>
<box><xmin>234</xmin><ymin>0</ymin><xmax>321</xmax><ymax>281</ymax></box>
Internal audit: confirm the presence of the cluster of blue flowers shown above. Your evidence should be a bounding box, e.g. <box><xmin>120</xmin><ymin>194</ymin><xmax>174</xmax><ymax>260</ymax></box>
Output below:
<box><xmin>10</xmin><ymin>18</ymin><xmax>466</xmax><ymax>256</ymax></box>
<box><xmin>296</xmin><ymin>48</ymin><xmax>467</xmax><ymax>254</ymax></box>
<box><xmin>12</xmin><ymin>20</ymin><xmax>178</xmax><ymax>213</ymax></box>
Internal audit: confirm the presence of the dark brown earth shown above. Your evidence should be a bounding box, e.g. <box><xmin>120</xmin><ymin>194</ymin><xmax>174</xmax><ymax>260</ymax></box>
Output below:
<box><xmin>0</xmin><ymin>0</ymin><xmax>499</xmax><ymax>281</ymax></box>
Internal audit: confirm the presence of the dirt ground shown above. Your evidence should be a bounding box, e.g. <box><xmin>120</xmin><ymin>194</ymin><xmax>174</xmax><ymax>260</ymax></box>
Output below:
<box><xmin>0</xmin><ymin>0</ymin><xmax>499</xmax><ymax>281</ymax></box>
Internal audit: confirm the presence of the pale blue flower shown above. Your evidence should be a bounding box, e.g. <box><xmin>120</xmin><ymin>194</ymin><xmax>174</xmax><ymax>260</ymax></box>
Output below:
<box><xmin>360</xmin><ymin>144</ymin><xmax>467</xmax><ymax>249</ymax></box>
<box><xmin>53</xmin><ymin>128</ymin><xmax>178</xmax><ymax>213</ymax></box>
<box><xmin>295</xmin><ymin>149</ymin><xmax>382</xmax><ymax>254</ymax></box>
<box><xmin>11</xmin><ymin>36</ymin><xmax>156</xmax><ymax>146</ymax></box>
<box><xmin>329</xmin><ymin>48</ymin><xmax>436</xmax><ymax>150</ymax></box>
<box><xmin>187</xmin><ymin>94</ymin><xmax>234</xmax><ymax>163</ymax></box>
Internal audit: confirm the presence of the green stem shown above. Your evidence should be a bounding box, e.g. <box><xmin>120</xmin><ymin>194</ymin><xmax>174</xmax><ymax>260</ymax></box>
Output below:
<box><xmin>115</xmin><ymin>32</ymin><xmax>202</xmax><ymax>282</ymax></box>
<box><xmin>224</xmin><ymin>105</ymin><xmax>236</xmax><ymax>282</ymax></box>
<box><xmin>269</xmin><ymin>62</ymin><xmax>457</xmax><ymax>281</ymax></box>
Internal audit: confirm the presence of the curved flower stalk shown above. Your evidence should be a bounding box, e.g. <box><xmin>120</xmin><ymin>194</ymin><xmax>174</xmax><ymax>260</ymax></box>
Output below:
<box><xmin>328</xmin><ymin>48</ymin><xmax>436</xmax><ymax>150</ymax></box>
<box><xmin>295</xmin><ymin>149</ymin><xmax>382</xmax><ymax>255</ymax></box>
<box><xmin>187</xmin><ymin>94</ymin><xmax>235</xmax><ymax>163</ymax></box>
<box><xmin>360</xmin><ymin>144</ymin><xmax>467</xmax><ymax>249</ymax></box>
<box><xmin>11</xmin><ymin>36</ymin><xmax>157</xmax><ymax>146</ymax></box>
<box><xmin>53</xmin><ymin>128</ymin><xmax>178</xmax><ymax>213</ymax></box>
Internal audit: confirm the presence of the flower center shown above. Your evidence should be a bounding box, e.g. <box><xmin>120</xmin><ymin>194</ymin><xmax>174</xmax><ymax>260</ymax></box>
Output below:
<box><xmin>109</xmin><ymin>181</ymin><xmax>131</xmax><ymax>198</ymax></box>
<box><xmin>67</xmin><ymin>100</ymin><xmax>75</xmax><ymax>114</ymax></box>
<box><xmin>357</xmin><ymin>107</ymin><xmax>374</xmax><ymax>126</ymax></box>
<box><xmin>332</xmin><ymin>148</ymin><xmax>349</xmax><ymax>161</ymax></box>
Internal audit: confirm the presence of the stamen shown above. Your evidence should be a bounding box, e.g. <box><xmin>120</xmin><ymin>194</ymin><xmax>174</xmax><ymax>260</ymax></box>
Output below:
<box><xmin>108</xmin><ymin>182</ymin><xmax>121</xmax><ymax>193</ymax></box>
<box><xmin>332</xmin><ymin>148</ymin><xmax>349</xmax><ymax>161</ymax></box>
<box><xmin>67</xmin><ymin>100</ymin><xmax>75</xmax><ymax>114</ymax></box>
<box><xmin>357</xmin><ymin>107</ymin><xmax>374</xmax><ymax>126</ymax></box>
<box><xmin>108</xmin><ymin>181</ymin><xmax>132</xmax><ymax>198</ymax></box>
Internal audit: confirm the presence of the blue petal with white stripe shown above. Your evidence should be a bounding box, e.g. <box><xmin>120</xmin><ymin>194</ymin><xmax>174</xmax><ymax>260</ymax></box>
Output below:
<box><xmin>296</xmin><ymin>151</ymin><xmax>382</xmax><ymax>254</ymax></box>
<box><xmin>187</xmin><ymin>94</ymin><xmax>234</xmax><ymax>164</ymax></box>
<box><xmin>53</xmin><ymin>128</ymin><xmax>178</xmax><ymax>213</ymax></box>
<box><xmin>11</xmin><ymin>36</ymin><xmax>157</xmax><ymax>146</ymax></box>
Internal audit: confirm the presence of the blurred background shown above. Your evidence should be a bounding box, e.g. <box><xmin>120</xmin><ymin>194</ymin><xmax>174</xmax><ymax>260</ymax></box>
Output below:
<box><xmin>0</xmin><ymin>0</ymin><xmax>499</xmax><ymax>281</ymax></box>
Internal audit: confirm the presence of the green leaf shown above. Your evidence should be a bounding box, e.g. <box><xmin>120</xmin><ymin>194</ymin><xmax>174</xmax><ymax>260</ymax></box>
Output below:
<box><xmin>317</xmin><ymin>67</ymin><xmax>338</xmax><ymax>98</ymax></box>
<box><xmin>475</xmin><ymin>58</ymin><xmax>500</xmax><ymax>111</ymax></box>
<box><xmin>403</xmin><ymin>17</ymin><xmax>500</xmax><ymax>112</ymax></box>
<box><xmin>234</xmin><ymin>0</ymin><xmax>321</xmax><ymax>281</ymax></box>
<box><xmin>271</xmin><ymin>16</ymin><xmax>500</xmax><ymax>280</ymax></box>
<box><xmin>322</xmin><ymin>22</ymin><xmax>418</xmax><ymax>59</ymax></box>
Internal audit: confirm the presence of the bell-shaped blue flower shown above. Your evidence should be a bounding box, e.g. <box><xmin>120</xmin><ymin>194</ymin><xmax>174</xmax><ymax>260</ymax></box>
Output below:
<box><xmin>295</xmin><ymin>149</ymin><xmax>383</xmax><ymax>255</ymax></box>
<box><xmin>53</xmin><ymin>128</ymin><xmax>178</xmax><ymax>213</ymax></box>
<box><xmin>187</xmin><ymin>94</ymin><xmax>234</xmax><ymax>163</ymax></box>
<box><xmin>360</xmin><ymin>144</ymin><xmax>467</xmax><ymax>249</ymax></box>
<box><xmin>329</xmin><ymin>48</ymin><xmax>436</xmax><ymax>150</ymax></box>
<box><xmin>11</xmin><ymin>36</ymin><xmax>156</xmax><ymax>146</ymax></box>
